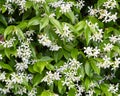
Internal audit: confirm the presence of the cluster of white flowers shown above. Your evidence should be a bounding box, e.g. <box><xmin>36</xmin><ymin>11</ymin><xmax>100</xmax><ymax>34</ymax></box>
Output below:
<box><xmin>88</xmin><ymin>0</ymin><xmax>117</xmax><ymax>23</ymax></box>
<box><xmin>42</xmin><ymin>58</ymin><xmax>82</xmax><ymax>89</ymax></box>
<box><xmin>103</xmin><ymin>0</ymin><xmax>117</xmax><ymax>9</ymax></box>
<box><xmin>0</xmin><ymin>72</ymin><xmax>32</xmax><ymax>95</ymax></box>
<box><xmin>17</xmin><ymin>42</ymin><xmax>32</xmax><ymax>64</ymax></box>
<box><xmin>42</xmin><ymin>71</ymin><xmax>61</xmax><ymax>85</ymax></box>
<box><xmin>5</xmin><ymin>0</ymin><xmax>26</xmax><ymax>13</ymax></box>
<box><xmin>108</xmin><ymin>83</ymin><xmax>119</xmax><ymax>94</ymax></box>
<box><xmin>75</xmin><ymin>84</ymin><xmax>85</xmax><ymax>96</ymax></box>
<box><xmin>55</xmin><ymin>24</ymin><xmax>74</xmax><ymax>42</ymax></box>
<box><xmin>84</xmin><ymin>47</ymin><xmax>100</xmax><ymax>58</ymax></box>
<box><xmin>38</xmin><ymin>34</ymin><xmax>61</xmax><ymax>51</ymax></box>
<box><xmin>49</xmin><ymin>0</ymin><xmax>84</xmax><ymax>13</ymax></box>
<box><xmin>97</xmin><ymin>55</ymin><xmax>113</xmax><ymax>69</ymax></box>
<box><xmin>57</xmin><ymin>59</ymin><xmax>82</xmax><ymax>89</ymax></box>
<box><xmin>0</xmin><ymin>37</ymin><xmax>16</xmax><ymax>48</ymax></box>
<box><xmin>15</xmin><ymin>62</ymin><xmax>28</xmax><ymax>71</ymax></box>
<box><xmin>86</xmin><ymin>21</ymin><xmax>103</xmax><ymax>42</ymax></box>
<box><xmin>25</xmin><ymin>30</ymin><xmax>34</xmax><ymax>43</ymax></box>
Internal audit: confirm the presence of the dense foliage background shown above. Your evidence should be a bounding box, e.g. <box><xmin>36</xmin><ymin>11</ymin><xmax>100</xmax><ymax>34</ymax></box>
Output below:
<box><xmin>0</xmin><ymin>0</ymin><xmax>120</xmax><ymax>96</ymax></box>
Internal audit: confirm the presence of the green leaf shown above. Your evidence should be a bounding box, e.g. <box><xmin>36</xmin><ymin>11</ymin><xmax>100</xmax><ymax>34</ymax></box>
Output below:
<box><xmin>49</xmin><ymin>17</ymin><xmax>62</xmax><ymax>32</ymax></box>
<box><xmin>53</xmin><ymin>49</ymin><xmax>63</xmax><ymax>62</ymax></box>
<box><xmin>17</xmin><ymin>21</ymin><xmax>28</xmax><ymax>30</ymax></box>
<box><xmin>15</xmin><ymin>26</ymin><xmax>25</xmax><ymax>40</ymax></box>
<box><xmin>46</xmin><ymin>64</ymin><xmax>54</xmax><ymax>71</ymax></box>
<box><xmin>40</xmin><ymin>56</ymin><xmax>53</xmax><ymax>62</ymax></box>
<box><xmin>58</xmin><ymin>80</ymin><xmax>65</xmax><ymax>94</ymax></box>
<box><xmin>33</xmin><ymin>73</ymin><xmax>44</xmax><ymax>86</ymax></box>
<box><xmin>65</xmin><ymin>11</ymin><xmax>75</xmax><ymax>24</ymax></box>
<box><xmin>41</xmin><ymin>90</ymin><xmax>55</xmax><ymax>96</ymax></box>
<box><xmin>0</xmin><ymin>14</ymin><xmax>7</xmax><ymax>26</ymax></box>
<box><xmin>97</xmin><ymin>0</ymin><xmax>107</xmax><ymax>7</ymax></box>
<box><xmin>0</xmin><ymin>62</ymin><xmax>13</xmax><ymax>71</ymax></box>
<box><xmin>84</xmin><ymin>77</ymin><xmax>91</xmax><ymax>90</ymax></box>
<box><xmin>85</xmin><ymin>61</ymin><xmax>92</xmax><ymax>77</ymax></box>
<box><xmin>68</xmin><ymin>88</ymin><xmax>76</xmax><ymax>96</ymax></box>
<box><xmin>4</xmin><ymin>26</ymin><xmax>14</xmax><ymax>39</ymax></box>
<box><xmin>84</xmin><ymin>25</ymin><xmax>91</xmax><ymax>45</ymax></box>
<box><xmin>40</xmin><ymin>16</ymin><xmax>49</xmax><ymax>31</ymax></box>
<box><xmin>74</xmin><ymin>20</ymin><xmax>85</xmax><ymax>32</ymax></box>
<box><xmin>100</xmin><ymin>84</ymin><xmax>112</xmax><ymax>96</ymax></box>
<box><xmin>28</xmin><ymin>17</ymin><xmax>41</xmax><ymax>27</ymax></box>
<box><xmin>71</xmin><ymin>48</ymin><xmax>78</xmax><ymax>59</ymax></box>
<box><xmin>34</xmin><ymin>61</ymin><xmax>48</xmax><ymax>73</ymax></box>
<box><xmin>90</xmin><ymin>59</ymin><xmax>100</xmax><ymax>75</ymax></box>
<box><xmin>113</xmin><ymin>46</ymin><xmax>120</xmax><ymax>55</ymax></box>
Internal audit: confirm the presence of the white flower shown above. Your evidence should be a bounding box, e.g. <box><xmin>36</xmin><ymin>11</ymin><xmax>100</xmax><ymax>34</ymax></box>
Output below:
<box><xmin>0</xmin><ymin>72</ymin><xmax>6</xmax><ymax>82</ymax></box>
<box><xmin>38</xmin><ymin>34</ymin><xmax>61</xmax><ymax>51</ymax></box>
<box><xmin>103</xmin><ymin>43</ymin><xmax>113</xmax><ymax>52</ymax></box>
<box><xmin>112</xmin><ymin>57</ymin><xmax>120</xmax><ymax>70</ymax></box>
<box><xmin>60</xmin><ymin>3</ymin><xmax>72</xmax><ymax>13</ymax></box>
<box><xmin>75</xmin><ymin>0</ymin><xmax>85</xmax><ymax>10</ymax></box>
<box><xmin>25</xmin><ymin>30</ymin><xmax>34</xmax><ymax>37</ymax></box>
<box><xmin>42</xmin><ymin>71</ymin><xmax>61</xmax><ymax>85</ymax></box>
<box><xmin>109</xmin><ymin>35</ymin><xmax>118</xmax><ymax>43</ymax></box>
<box><xmin>91</xmin><ymin>29</ymin><xmax>103</xmax><ymax>42</ymax></box>
<box><xmin>55</xmin><ymin>24</ymin><xmax>74</xmax><ymax>42</ymax></box>
<box><xmin>84</xmin><ymin>47</ymin><xmax>93</xmax><ymax>57</ymax></box>
<box><xmin>49</xmin><ymin>0</ymin><xmax>63</xmax><ymax>8</ymax></box>
<box><xmin>103</xmin><ymin>0</ymin><xmax>117</xmax><ymax>9</ymax></box>
<box><xmin>17</xmin><ymin>42</ymin><xmax>32</xmax><ymax>64</ymax></box>
<box><xmin>28</xmin><ymin>88</ymin><xmax>37</xmax><ymax>96</ymax></box>
<box><xmin>75</xmin><ymin>84</ymin><xmax>84</xmax><ymax>96</ymax></box>
<box><xmin>92</xmin><ymin>47</ymin><xmax>100</xmax><ymax>58</ymax></box>
<box><xmin>0</xmin><ymin>37</ymin><xmax>16</xmax><ymax>48</ymax></box>
<box><xmin>109</xmin><ymin>12</ymin><xmax>117</xmax><ymax>22</ymax></box>
<box><xmin>49</xmin><ymin>43</ymin><xmax>61</xmax><ymax>51</ymax></box>
<box><xmin>97</xmin><ymin>55</ymin><xmax>113</xmax><ymax>69</ymax></box>
<box><xmin>108</xmin><ymin>84</ymin><xmax>119</xmax><ymax>94</ymax></box>
<box><xmin>15</xmin><ymin>62</ymin><xmax>28</xmax><ymax>71</ymax></box>
<box><xmin>88</xmin><ymin>6</ymin><xmax>98</xmax><ymax>16</ymax></box>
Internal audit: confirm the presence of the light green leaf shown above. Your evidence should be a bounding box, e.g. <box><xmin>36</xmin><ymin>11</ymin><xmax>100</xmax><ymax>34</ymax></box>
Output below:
<box><xmin>71</xmin><ymin>48</ymin><xmax>78</xmax><ymax>59</ymax></box>
<box><xmin>84</xmin><ymin>25</ymin><xmax>91</xmax><ymax>45</ymax></box>
<box><xmin>74</xmin><ymin>20</ymin><xmax>85</xmax><ymax>32</ymax></box>
<box><xmin>85</xmin><ymin>77</ymin><xmax>91</xmax><ymax>90</ymax></box>
<box><xmin>40</xmin><ymin>16</ymin><xmax>49</xmax><ymax>31</ymax></box>
<box><xmin>4</xmin><ymin>26</ymin><xmax>14</xmax><ymax>39</ymax></box>
<box><xmin>41</xmin><ymin>90</ymin><xmax>55</xmax><ymax>96</ymax></box>
<box><xmin>40</xmin><ymin>56</ymin><xmax>53</xmax><ymax>62</ymax></box>
<box><xmin>49</xmin><ymin>17</ymin><xmax>62</xmax><ymax>32</ymax></box>
<box><xmin>36</xmin><ymin>61</ymin><xmax>48</xmax><ymax>73</ymax></box>
<box><xmin>65</xmin><ymin>11</ymin><xmax>75</xmax><ymax>23</ymax></box>
<box><xmin>28</xmin><ymin>17</ymin><xmax>41</xmax><ymax>27</ymax></box>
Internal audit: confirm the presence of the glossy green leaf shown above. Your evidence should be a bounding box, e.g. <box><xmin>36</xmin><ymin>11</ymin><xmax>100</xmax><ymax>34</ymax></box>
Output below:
<box><xmin>0</xmin><ymin>62</ymin><xmax>13</xmax><ymax>71</ymax></box>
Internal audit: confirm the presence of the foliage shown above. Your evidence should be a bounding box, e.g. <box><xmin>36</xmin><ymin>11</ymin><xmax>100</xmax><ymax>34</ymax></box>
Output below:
<box><xmin>0</xmin><ymin>0</ymin><xmax>120</xmax><ymax>96</ymax></box>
